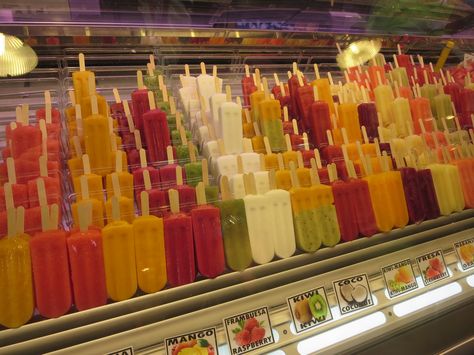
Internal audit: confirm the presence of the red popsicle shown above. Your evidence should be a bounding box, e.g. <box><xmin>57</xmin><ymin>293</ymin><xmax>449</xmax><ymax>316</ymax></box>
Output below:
<box><xmin>143</xmin><ymin>91</ymin><xmax>171</xmax><ymax>164</ymax></box>
<box><xmin>131</xmin><ymin>71</ymin><xmax>150</xmax><ymax>131</ymax></box>
<box><xmin>175</xmin><ymin>166</ymin><xmax>196</xmax><ymax>213</ymax></box>
<box><xmin>133</xmin><ymin>148</ymin><xmax>161</xmax><ymax>198</ymax></box>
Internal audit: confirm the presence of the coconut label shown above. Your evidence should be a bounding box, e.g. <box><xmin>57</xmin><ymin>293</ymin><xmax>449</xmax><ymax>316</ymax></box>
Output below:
<box><xmin>286</xmin><ymin>287</ymin><xmax>333</xmax><ymax>333</ymax></box>
<box><xmin>164</xmin><ymin>327</ymin><xmax>218</xmax><ymax>355</ymax></box>
<box><xmin>416</xmin><ymin>249</ymin><xmax>450</xmax><ymax>286</ymax></box>
<box><xmin>223</xmin><ymin>306</ymin><xmax>274</xmax><ymax>355</ymax></box>
<box><xmin>453</xmin><ymin>238</ymin><xmax>474</xmax><ymax>271</ymax></box>
<box><xmin>381</xmin><ymin>259</ymin><xmax>418</xmax><ymax>298</ymax></box>
<box><xmin>333</xmin><ymin>273</ymin><xmax>374</xmax><ymax>315</ymax></box>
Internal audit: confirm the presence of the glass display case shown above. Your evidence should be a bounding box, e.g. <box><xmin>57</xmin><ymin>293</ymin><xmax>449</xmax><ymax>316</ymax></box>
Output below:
<box><xmin>0</xmin><ymin>1</ymin><xmax>474</xmax><ymax>354</ymax></box>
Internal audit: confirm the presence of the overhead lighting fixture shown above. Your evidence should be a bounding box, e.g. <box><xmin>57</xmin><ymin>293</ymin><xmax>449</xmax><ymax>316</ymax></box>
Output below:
<box><xmin>336</xmin><ymin>39</ymin><xmax>381</xmax><ymax>69</ymax></box>
<box><xmin>0</xmin><ymin>33</ymin><xmax>38</xmax><ymax>77</ymax></box>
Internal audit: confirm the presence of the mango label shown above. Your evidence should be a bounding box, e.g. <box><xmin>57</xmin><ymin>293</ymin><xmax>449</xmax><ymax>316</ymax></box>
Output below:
<box><xmin>287</xmin><ymin>287</ymin><xmax>332</xmax><ymax>333</ymax></box>
<box><xmin>332</xmin><ymin>273</ymin><xmax>373</xmax><ymax>316</ymax></box>
<box><xmin>453</xmin><ymin>238</ymin><xmax>474</xmax><ymax>271</ymax></box>
<box><xmin>223</xmin><ymin>306</ymin><xmax>274</xmax><ymax>355</ymax></box>
<box><xmin>416</xmin><ymin>250</ymin><xmax>449</xmax><ymax>286</ymax></box>
<box><xmin>382</xmin><ymin>259</ymin><xmax>418</xmax><ymax>298</ymax></box>
<box><xmin>164</xmin><ymin>327</ymin><xmax>218</xmax><ymax>355</ymax></box>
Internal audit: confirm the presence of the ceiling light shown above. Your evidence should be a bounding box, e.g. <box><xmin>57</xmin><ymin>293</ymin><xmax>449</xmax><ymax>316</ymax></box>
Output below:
<box><xmin>0</xmin><ymin>33</ymin><xmax>38</xmax><ymax>77</ymax></box>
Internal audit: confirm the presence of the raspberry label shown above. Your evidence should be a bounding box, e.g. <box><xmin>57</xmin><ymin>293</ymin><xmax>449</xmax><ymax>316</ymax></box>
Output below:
<box><xmin>332</xmin><ymin>274</ymin><xmax>374</xmax><ymax>316</ymax></box>
<box><xmin>164</xmin><ymin>327</ymin><xmax>218</xmax><ymax>355</ymax></box>
<box><xmin>416</xmin><ymin>250</ymin><xmax>449</xmax><ymax>286</ymax></box>
<box><xmin>453</xmin><ymin>238</ymin><xmax>474</xmax><ymax>271</ymax></box>
<box><xmin>381</xmin><ymin>259</ymin><xmax>418</xmax><ymax>298</ymax></box>
<box><xmin>287</xmin><ymin>287</ymin><xmax>333</xmax><ymax>334</ymax></box>
<box><xmin>223</xmin><ymin>306</ymin><xmax>274</xmax><ymax>355</ymax></box>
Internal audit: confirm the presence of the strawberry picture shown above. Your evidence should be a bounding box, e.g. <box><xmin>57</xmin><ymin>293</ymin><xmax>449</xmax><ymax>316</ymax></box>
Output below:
<box><xmin>232</xmin><ymin>317</ymin><xmax>265</xmax><ymax>346</ymax></box>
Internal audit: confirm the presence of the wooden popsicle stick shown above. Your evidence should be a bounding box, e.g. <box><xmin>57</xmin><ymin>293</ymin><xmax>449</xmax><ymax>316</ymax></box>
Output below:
<box><xmin>115</xmin><ymin>150</ymin><xmax>123</xmax><ymax>173</ymax></box>
<box><xmin>361</xmin><ymin>126</ymin><xmax>369</xmax><ymax>144</ymax></box>
<box><xmin>112</xmin><ymin>88</ymin><xmax>121</xmax><ymax>104</ymax></box>
<box><xmin>15</xmin><ymin>106</ymin><xmax>22</xmax><ymax>123</ymax></box>
<box><xmin>139</xmin><ymin>148</ymin><xmax>147</xmax><ymax>169</ymax></box>
<box><xmin>292</xmin><ymin>119</ymin><xmax>299</xmax><ymax>135</ymax></box>
<box><xmin>179</xmin><ymin>125</ymin><xmax>188</xmax><ymax>146</ymax></box>
<box><xmin>302</xmin><ymin>133</ymin><xmax>310</xmax><ymax>151</ymax></box>
<box><xmin>244</xmin><ymin>64</ymin><xmax>250</xmax><ymax>78</ymax></box>
<box><xmin>236</xmin><ymin>155</ymin><xmax>244</xmax><ymax>174</ymax></box>
<box><xmin>184</xmin><ymin>64</ymin><xmax>190</xmax><ymax>77</ymax></box>
<box><xmin>285</xmin><ymin>134</ymin><xmax>293</xmax><ymax>152</ymax></box>
<box><xmin>255</xmin><ymin>68</ymin><xmax>261</xmax><ymax>90</ymax></box>
<box><xmin>162</xmin><ymin>85</ymin><xmax>169</xmax><ymax>102</ymax></box>
<box><xmin>168</xmin><ymin>189</ymin><xmax>180</xmax><ymax>214</ymax></box>
<box><xmin>253</xmin><ymin>121</ymin><xmax>261</xmax><ymax>136</ymax></box>
<box><xmin>39</xmin><ymin>155</ymin><xmax>48</xmax><ymax>177</ymax></box>
<box><xmin>259</xmin><ymin>153</ymin><xmax>266</xmax><ymax>171</ymax></box>
<box><xmin>289</xmin><ymin>161</ymin><xmax>300</xmax><ymax>188</ymax></box>
<box><xmin>143</xmin><ymin>169</ymin><xmax>152</xmax><ymax>191</ymax></box>
<box><xmin>91</xmin><ymin>95</ymin><xmax>99</xmax><ymax>115</ymax></box>
<box><xmin>220</xmin><ymin>176</ymin><xmax>232</xmax><ymax>201</ymax></box>
<box><xmin>202</xmin><ymin>159</ymin><xmax>209</xmax><ymax>186</ymax></box>
<box><xmin>468</xmin><ymin>128</ymin><xmax>474</xmax><ymax>144</ymax></box>
<box><xmin>262</xmin><ymin>78</ymin><xmax>270</xmax><ymax>99</ymax></box>
<box><xmin>226</xmin><ymin>85</ymin><xmax>232</xmax><ymax>102</ymax></box>
<box><xmin>140</xmin><ymin>191</ymin><xmax>150</xmax><ymax>217</ymax></box>
<box><xmin>292</xmin><ymin>62</ymin><xmax>298</xmax><ymax>75</ymax></box>
<box><xmin>212</xmin><ymin>65</ymin><xmax>217</xmax><ymax>78</ymax></box>
<box><xmin>341</xmin><ymin>144</ymin><xmax>350</xmax><ymax>164</ymax></box>
<box><xmin>373</xmin><ymin>138</ymin><xmax>382</xmax><ymax>157</ymax></box>
<box><xmin>36</xmin><ymin>177</ymin><xmax>47</xmax><ymax>207</ymax></box>
<box><xmin>149</xmin><ymin>54</ymin><xmax>156</xmax><ymax>70</ymax></box>
<box><xmin>134</xmin><ymin>130</ymin><xmax>143</xmax><ymax>150</ymax></box>
<box><xmin>158</xmin><ymin>75</ymin><xmax>165</xmax><ymax>91</ymax></box>
<box><xmin>327</xmin><ymin>72</ymin><xmax>334</xmax><ymax>86</ymax></box>
<box><xmin>148</xmin><ymin>91</ymin><xmax>156</xmax><ymax>110</ymax></box>
<box><xmin>21</xmin><ymin>104</ymin><xmax>29</xmax><ymax>124</ymax></box>
<box><xmin>170</xmin><ymin>97</ymin><xmax>176</xmax><ymax>115</ymax></box>
<box><xmin>279</xmin><ymin>82</ymin><xmax>286</xmax><ymax>96</ymax></box>
<box><xmin>4</xmin><ymin>183</ymin><xmax>14</xmax><ymax>211</ymax></box>
<box><xmin>296</xmin><ymin>151</ymin><xmax>304</xmax><ymax>169</ymax></box>
<box><xmin>267</xmin><ymin>169</ymin><xmax>276</xmax><ymax>190</ymax></box>
<box><xmin>326</xmin><ymin>129</ymin><xmax>334</xmax><ymax>146</ymax></box>
<box><xmin>166</xmin><ymin>146</ymin><xmax>174</xmax><ymax>165</ymax></box>
<box><xmin>78</xmin><ymin>200</ymin><xmax>92</xmax><ymax>232</ymax></box>
<box><xmin>79</xmin><ymin>53</ymin><xmax>86</xmax><ymax>72</ymax></box>
<box><xmin>175</xmin><ymin>111</ymin><xmax>182</xmax><ymax>131</ymax></box>
<box><xmin>80</xmin><ymin>175</ymin><xmax>90</xmax><ymax>200</ymax></box>
<box><xmin>242</xmin><ymin>138</ymin><xmax>253</xmax><ymax>153</ymax></box>
<box><xmin>75</xmin><ymin>104</ymin><xmax>83</xmax><ymax>136</ymax></box>
<box><xmin>111</xmin><ymin>196</ymin><xmax>120</xmax><ymax>221</ymax></box>
<box><xmin>188</xmin><ymin>141</ymin><xmax>196</xmax><ymax>163</ymax></box>
<box><xmin>68</xmin><ymin>90</ymin><xmax>76</xmax><ymax>106</ymax></box>
<box><xmin>236</xmin><ymin>96</ymin><xmax>242</xmax><ymax>106</ymax></box>
<box><xmin>44</xmin><ymin>90</ymin><xmax>52</xmax><ymax>124</ymax></box>
<box><xmin>248</xmin><ymin>173</ymin><xmax>257</xmax><ymax>195</ymax></box>
<box><xmin>273</xmin><ymin>73</ymin><xmax>280</xmax><ymax>86</ymax></box>
<box><xmin>176</xmin><ymin>166</ymin><xmax>184</xmax><ymax>186</ymax></box>
<box><xmin>217</xmin><ymin>139</ymin><xmax>226</xmax><ymax>155</ymax></box>
<box><xmin>40</xmin><ymin>205</ymin><xmax>50</xmax><ymax>232</ymax></box>
<box><xmin>327</xmin><ymin>163</ymin><xmax>335</xmax><ymax>183</ymax></box>
<box><xmin>277</xmin><ymin>153</ymin><xmax>284</xmax><ymax>171</ymax></box>
<box><xmin>309</xmin><ymin>158</ymin><xmax>321</xmax><ymax>185</ymax></box>
<box><xmin>314</xmin><ymin>64</ymin><xmax>320</xmax><ymax>80</ymax></box>
<box><xmin>263</xmin><ymin>136</ymin><xmax>272</xmax><ymax>155</ymax></box>
<box><xmin>6</xmin><ymin>157</ymin><xmax>16</xmax><ymax>184</ymax></box>
<box><xmin>381</xmin><ymin>151</ymin><xmax>390</xmax><ymax>172</ymax></box>
<box><xmin>147</xmin><ymin>63</ymin><xmax>154</xmax><ymax>76</ymax></box>
<box><xmin>137</xmin><ymin>70</ymin><xmax>145</xmax><ymax>89</ymax></box>
<box><xmin>111</xmin><ymin>172</ymin><xmax>121</xmax><ymax>198</ymax></box>
<box><xmin>16</xmin><ymin>206</ymin><xmax>25</xmax><ymax>235</ymax></box>
<box><xmin>296</xmin><ymin>71</ymin><xmax>304</xmax><ymax>87</ymax></box>
<box><xmin>207</xmin><ymin>124</ymin><xmax>216</xmax><ymax>141</ymax></box>
<box><xmin>312</xmin><ymin>85</ymin><xmax>319</xmax><ymax>101</ymax></box>
<box><xmin>200</xmin><ymin>62</ymin><xmax>206</xmax><ymax>75</ymax></box>
<box><xmin>196</xmin><ymin>182</ymin><xmax>207</xmax><ymax>206</ymax></box>
<box><xmin>283</xmin><ymin>106</ymin><xmax>289</xmax><ymax>122</ymax></box>
<box><xmin>313</xmin><ymin>149</ymin><xmax>322</xmax><ymax>169</ymax></box>
<box><xmin>347</xmin><ymin>160</ymin><xmax>357</xmax><ymax>179</ymax></box>
<box><xmin>122</xmin><ymin>100</ymin><xmax>135</xmax><ymax>132</ymax></box>
<box><xmin>244</xmin><ymin>109</ymin><xmax>251</xmax><ymax>124</ymax></box>
<box><xmin>341</xmin><ymin>127</ymin><xmax>350</xmax><ymax>145</ymax></box>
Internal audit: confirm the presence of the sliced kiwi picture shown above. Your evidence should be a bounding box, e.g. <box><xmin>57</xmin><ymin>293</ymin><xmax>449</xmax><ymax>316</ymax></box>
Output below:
<box><xmin>308</xmin><ymin>294</ymin><xmax>328</xmax><ymax>319</ymax></box>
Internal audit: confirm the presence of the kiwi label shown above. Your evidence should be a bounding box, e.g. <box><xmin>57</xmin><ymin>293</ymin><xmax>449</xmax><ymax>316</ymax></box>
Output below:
<box><xmin>333</xmin><ymin>273</ymin><xmax>374</xmax><ymax>315</ymax></box>
<box><xmin>286</xmin><ymin>287</ymin><xmax>333</xmax><ymax>333</ymax></box>
<box><xmin>164</xmin><ymin>328</ymin><xmax>218</xmax><ymax>355</ymax></box>
<box><xmin>416</xmin><ymin>249</ymin><xmax>449</xmax><ymax>286</ymax></box>
<box><xmin>223</xmin><ymin>306</ymin><xmax>274</xmax><ymax>355</ymax></box>
<box><xmin>453</xmin><ymin>238</ymin><xmax>474</xmax><ymax>271</ymax></box>
<box><xmin>381</xmin><ymin>259</ymin><xmax>418</xmax><ymax>298</ymax></box>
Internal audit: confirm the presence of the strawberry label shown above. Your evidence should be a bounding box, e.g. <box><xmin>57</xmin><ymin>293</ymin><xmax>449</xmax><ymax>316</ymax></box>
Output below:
<box><xmin>286</xmin><ymin>287</ymin><xmax>333</xmax><ymax>333</ymax></box>
<box><xmin>416</xmin><ymin>249</ymin><xmax>449</xmax><ymax>286</ymax></box>
<box><xmin>223</xmin><ymin>306</ymin><xmax>274</xmax><ymax>355</ymax></box>
<box><xmin>332</xmin><ymin>274</ymin><xmax>374</xmax><ymax>316</ymax></box>
<box><xmin>164</xmin><ymin>327</ymin><xmax>218</xmax><ymax>355</ymax></box>
<box><xmin>453</xmin><ymin>238</ymin><xmax>474</xmax><ymax>271</ymax></box>
<box><xmin>381</xmin><ymin>259</ymin><xmax>418</xmax><ymax>298</ymax></box>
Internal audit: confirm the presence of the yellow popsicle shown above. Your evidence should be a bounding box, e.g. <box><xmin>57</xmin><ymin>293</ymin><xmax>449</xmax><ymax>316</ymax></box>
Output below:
<box><xmin>73</xmin><ymin>154</ymin><xmax>104</xmax><ymax>202</ymax></box>
<box><xmin>106</xmin><ymin>151</ymin><xmax>133</xmax><ymax>200</ymax></box>
<box><xmin>72</xmin><ymin>175</ymin><xmax>105</xmax><ymax>228</ymax></box>
<box><xmin>105</xmin><ymin>173</ymin><xmax>135</xmax><ymax>224</ymax></box>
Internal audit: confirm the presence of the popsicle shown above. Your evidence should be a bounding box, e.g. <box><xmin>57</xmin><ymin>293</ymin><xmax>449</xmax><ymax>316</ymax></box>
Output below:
<box><xmin>282</xmin><ymin>106</ymin><xmax>294</xmax><ymax>135</ymax></box>
<box><xmin>105</xmin><ymin>151</ymin><xmax>133</xmax><ymax>200</ymax></box>
<box><xmin>73</xmin><ymin>154</ymin><xmax>104</xmax><ymax>203</ymax></box>
<box><xmin>72</xmin><ymin>172</ymin><xmax>105</xmax><ymax>228</ymax></box>
<box><xmin>0</xmin><ymin>207</ymin><xmax>34</xmax><ymax>328</ymax></box>
<box><xmin>200</xmin><ymin>159</ymin><xmax>218</xmax><ymax>202</ymax></box>
<box><xmin>175</xmin><ymin>165</ymin><xmax>196</xmax><ymax>212</ymax></box>
<box><xmin>242</xmin><ymin>108</ymin><xmax>255</xmax><ymax>138</ymax></box>
<box><xmin>133</xmin><ymin>191</ymin><xmax>167</xmax><ymax>293</ymax></box>
<box><xmin>249</xmin><ymin>69</ymin><xmax>265</xmax><ymax>122</ymax></box>
<box><xmin>221</xmin><ymin>85</ymin><xmax>243</xmax><ymax>155</ymax></box>
<box><xmin>433</xmin><ymin>92</ymin><xmax>456</xmax><ymax>131</ymax></box>
<box><xmin>197</xmin><ymin>63</ymin><xmax>221</xmax><ymax>107</ymax></box>
<box><xmin>250</xmin><ymin>121</ymin><xmax>266</xmax><ymax>154</ymax></box>
<box><xmin>143</xmin><ymin>91</ymin><xmax>171</xmax><ymax>163</ymax></box>
<box><xmin>288</xmin><ymin>162</ymin><xmax>321</xmax><ymax>252</ymax></box>
<box><xmin>275</xmin><ymin>153</ymin><xmax>292</xmax><ymax>191</ymax></box>
<box><xmin>311</xmin><ymin>64</ymin><xmax>335</xmax><ymax>114</ymax></box>
<box><xmin>209</xmin><ymin>86</ymin><xmax>227</xmax><ymax>137</ymax></box>
<box><xmin>240</xmin><ymin>138</ymin><xmax>261</xmax><ymax>173</ymax></box>
<box><xmin>374</xmin><ymin>71</ymin><xmax>395</xmax><ymax>126</ymax></box>
<box><xmin>102</xmin><ymin>196</ymin><xmax>137</xmax><ymax>301</ymax></box>
<box><xmin>164</xmin><ymin>189</ymin><xmax>195</xmax><ymax>286</ymax></box>
<box><xmin>67</xmin><ymin>202</ymin><xmax>107</xmax><ymax>311</ymax></box>
<box><xmin>184</xmin><ymin>142</ymin><xmax>202</xmax><ymax>187</ymax></box>
<box><xmin>307</xmin><ymin>85</ymin><xmax>331</xmax><ymax>149</ymax></box>
<box><xmin>263</xmin><ymin>136</ymin><xmax>279</xmax><ymax>171</ymax></box>
<box><xmin>215</xmin><ymin>139</ymin><xmax>238</xmax><ymax>178</ymax></box>
<box><xmin>338</xmin><ymin>99</ymin><xmax>362</xmax><ymax>143</ymax></box>
<box><xmin>3</xmin><ymin>157</ymin><xmax>28</xmax><ymax>209</ymax></box>
<box><xmin>105</xmin><ymin>173</ymin><xmax>135</xmax><ymax>224</ymax></box>
<box><xmin>243</xmin><ymin>173</ymin><xmax>275</xmax><ymax>264</ymax></box>
<box><xmin>383</xmin><ymin>152</ymin><xmax>409</xmax><ymax>228</ymax></box>
<box><xmin>309</xmin><ymin>158</ymin><xmax>341</xmax><ymax>246</ymax></box>
<box><xmin>133</xmin><ymin>148</ymin><xmax>161</xmax><ymax>197</ymax></box>
<box><xmin>294</xmin><ymin>71</ymin><xmax>315</xmax><ymax>129</ymax></box>
<box><xmin>79</xmin><ymin>75</ymin><xmax>108</xmax><ymax>119</ymax></box>
<box><xmin>72</xmin><ymin>53</ymin><xmax>95</xmax><ymax>104</ymax></box>
<box><xmin>131</xmin><ymin>70</ymin><xmax>150</xmax><ymax>131</ymax></box>
<box><xmin>30</xmin><ymin>204</ymin><xmax>72</xmax><ymax>318</ymax></box>
<box><xmin>392</xmin><ymin>95</ymin><xmax>412</xmax><ymax>137</ymax></box>
<box><xmin>68</xmin><ymin>136</ymin><xmax>84</xmax><ymax>178</ymax></box>
<box><xmin>259</xmin><ymin>78</ymin><xmax>286</xmax><ymax>152</ymax></box>
<box><xmin>253</xmin><ymin>155</ymin><xmax>270</xmax><ymax>194</ymax></box>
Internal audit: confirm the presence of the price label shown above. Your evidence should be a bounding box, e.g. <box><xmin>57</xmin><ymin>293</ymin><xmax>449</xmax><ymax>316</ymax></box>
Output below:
<box><xmin>416</xmin><ymin>249</ymin><xmax>449</xmax><ymax>286</ymax></box>
<box><xmin>106</xmin><ymin>346</ymin><xmax>134</xmax><ymax>355</ymax></box>
<box><xmin>223</xmin><ymin>306</ymin><xmax>274</xmax><ymax>355</ymax></box>
<box><xmin>332</xmin><ymin>274</ymin><xmax>374</xmax><ymax>316</ymax></box>
<box><xmin>287</xmin><ymin>287</ymin><xmax>332</xmax><ymax>334</ymax></box>
<box><xmin>381</xmin><ymin>259</ymin><xmax>418</xmax><ymax>298</ymax></box>
<box><xmin>164</xmin><ymin>327</ymin><xmax>218</xmax><ymax>355</ymax></box>
<box><xmin>453</xmin><ymin>238</ymin><xmax>474</xmax><ymax>271</ymax></box>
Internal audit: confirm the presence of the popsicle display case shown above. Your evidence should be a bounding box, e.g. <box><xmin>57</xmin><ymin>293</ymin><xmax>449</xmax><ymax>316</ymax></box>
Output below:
<box><xmin>1</xmin><ymin>2</ymin><xmax>474</xmax><ymax>353</ymax></box>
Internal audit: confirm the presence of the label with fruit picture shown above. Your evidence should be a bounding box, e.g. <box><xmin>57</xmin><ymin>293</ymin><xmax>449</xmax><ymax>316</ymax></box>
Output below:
<box><xmin>416</xmin><ymin>249</ymin><xmax>449</xmax><ymax>286</ymax></box>
<box><xmin>106</xmin><ymin>346</ymin><xmax>134</xmax><ymax>355</ymax></box>
<box><xmin>453</xmin><ymin>238</ymin><xmax>474</xmax><ymax>271</ymax></box>
<box><xmin>333</xmin><ymin>273</ymin><xmax>374</xmax><ymax>316</ymax></box>
<box><xmin>381</xmin><ymin>259</ymin><xmax>418</xmax><ymax>298</ymax></box>
<box><xmin>164</xmin><ymin>327</ymin><xmax>218</xmax><ymax>355</ymax></box>
<box><xmin>223</xmin><ymin>306</ymin><xmax>274</xmax><ymax>355</ymax></box>
<box><xmin>286</xmin><ymin>287</ymin><xmax>333</xmax><ymax>333</ymax></box>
